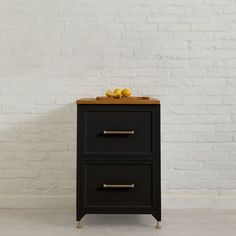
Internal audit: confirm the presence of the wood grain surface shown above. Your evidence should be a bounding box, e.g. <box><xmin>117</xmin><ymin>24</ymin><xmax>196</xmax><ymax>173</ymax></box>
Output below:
<box><xmin>76</xmin><ymin>97</ymin><xmax>160</xmax><ymax>104</ymax></box>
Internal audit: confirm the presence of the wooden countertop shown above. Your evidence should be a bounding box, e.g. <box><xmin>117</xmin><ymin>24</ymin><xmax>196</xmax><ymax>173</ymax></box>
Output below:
<box><xmin>76</xmin><ymin>98</ymin><xmax>160</xmax><ymax>105</ymax></box>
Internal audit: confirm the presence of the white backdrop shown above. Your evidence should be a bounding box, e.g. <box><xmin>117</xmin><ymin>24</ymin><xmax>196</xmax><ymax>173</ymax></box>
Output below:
<box><xmin>0</xmin><ymin>0</ymin><xmax>236</xmax><ymax>208</ymax></box>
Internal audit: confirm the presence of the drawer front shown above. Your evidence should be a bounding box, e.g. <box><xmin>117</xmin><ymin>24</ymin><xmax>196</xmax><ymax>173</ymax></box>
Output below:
<box><xmin>81</xmin><ymin>162</ymin><xmax>156</xmax><ymax>209</ymax></box>
<box><xmin>78</xmin><ymin>105</ymin><xmax>159</xmax><ymax>157</ymax></box>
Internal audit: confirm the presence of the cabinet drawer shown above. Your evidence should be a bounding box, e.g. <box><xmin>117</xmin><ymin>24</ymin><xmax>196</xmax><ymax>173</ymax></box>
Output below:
<box><xmin>78</xmin><ymin>105</ymin><xmax>159</xmax><ymax>157</ymax></box>
<box><xmin>81</xmin><ymin>162</ymin><xmax>156</xmax><ymax>209</ymax></box>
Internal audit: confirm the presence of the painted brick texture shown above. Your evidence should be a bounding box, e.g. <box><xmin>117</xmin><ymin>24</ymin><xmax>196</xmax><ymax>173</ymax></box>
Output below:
<box><xmin>0</xmin><ymin>0</ymin><xmax>236</xmax><ymax>198</ymax></box>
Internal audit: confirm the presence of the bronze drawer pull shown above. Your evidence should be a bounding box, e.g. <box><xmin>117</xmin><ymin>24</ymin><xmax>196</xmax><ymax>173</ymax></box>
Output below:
<box><xmin>103</xmin><ymin>184</ymin><xmax>135</xmax><ymax>189</ymax></box>
<box><xmin>103</xmin><ymin>130</ymin><xmax>135</xmax><ymax>135</ymax></box>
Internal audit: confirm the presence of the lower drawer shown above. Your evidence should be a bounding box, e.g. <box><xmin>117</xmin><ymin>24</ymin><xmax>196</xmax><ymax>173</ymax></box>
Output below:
<box><xmin>81</xmin><ymin>162</ymin><xmax>156</xmax><ymax>209</ymax></box>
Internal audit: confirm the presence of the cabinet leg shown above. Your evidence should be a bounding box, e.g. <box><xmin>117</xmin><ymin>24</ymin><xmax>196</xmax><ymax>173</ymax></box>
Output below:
<box><xmin>155</xmin><ymin>221</ymin><xmax>161</xmax><ymax>229</ymax></box>
<box><xmin>76</xmin><ymin>221</ymin><xmax>83</xmax><ymax>229</ymax></box>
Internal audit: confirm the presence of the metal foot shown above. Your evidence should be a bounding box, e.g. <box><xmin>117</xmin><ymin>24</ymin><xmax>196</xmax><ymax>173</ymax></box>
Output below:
<box><xmin>155</xmin><ymin>221</ymin><xmax>161</xmax><ymax>229</ymax></box>
<box><xmin>76</xmin><ymin>221</ymin><xmax>82</xmax><ymax>229</ymax></box>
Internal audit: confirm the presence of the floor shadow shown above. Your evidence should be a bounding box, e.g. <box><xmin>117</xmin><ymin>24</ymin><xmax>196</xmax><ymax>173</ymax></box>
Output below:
<box><xmin>82</xmin><ymin>214</ymin><xmax>156</xmax><ymax>227</ymax></box>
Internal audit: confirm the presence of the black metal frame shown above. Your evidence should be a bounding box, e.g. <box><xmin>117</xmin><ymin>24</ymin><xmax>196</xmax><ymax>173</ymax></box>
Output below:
<box><xmin>76</xmin><ymin>104</ymin><xmax>161</xmax><ymax>222</ymax></box>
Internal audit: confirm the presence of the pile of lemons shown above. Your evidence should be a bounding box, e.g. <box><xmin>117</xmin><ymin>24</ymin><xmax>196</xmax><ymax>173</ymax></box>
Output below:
<box><xmin>105</xmin><ymin>88</ymin><xmax>131</xmax><ymax>98</ymax></box>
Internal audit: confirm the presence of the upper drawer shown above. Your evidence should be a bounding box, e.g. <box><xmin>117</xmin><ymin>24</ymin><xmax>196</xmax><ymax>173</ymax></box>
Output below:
<box><xmin>77</xmin><ymin>105</ymin><xmax>160</xmax><ymax>158</ymax></box>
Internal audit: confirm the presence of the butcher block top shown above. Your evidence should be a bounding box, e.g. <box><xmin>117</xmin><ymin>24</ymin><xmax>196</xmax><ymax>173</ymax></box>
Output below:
<box><xmin>76</xmin><ymin>97</ymin><xmax>160</xmax><ymax>105</ymax></box>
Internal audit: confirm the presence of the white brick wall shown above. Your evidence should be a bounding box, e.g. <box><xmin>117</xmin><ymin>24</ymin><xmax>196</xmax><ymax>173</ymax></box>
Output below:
<box><xmin>0</xmin><ymin>0</ymin><xmax>236</xmax><ymax>203</ymax></box>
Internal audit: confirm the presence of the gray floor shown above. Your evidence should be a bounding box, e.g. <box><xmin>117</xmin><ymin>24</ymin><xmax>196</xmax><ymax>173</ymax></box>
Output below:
<box><xmin>0</xmin><ymin>209</ymin><xmax>236</xmax><ymax>236</ymax></box>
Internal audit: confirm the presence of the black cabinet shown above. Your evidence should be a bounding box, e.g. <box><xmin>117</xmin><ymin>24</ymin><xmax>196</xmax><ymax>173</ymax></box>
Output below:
<box><xmin>76</xmin><ymin>101</ymin><xmax>161</xmax><ymax>228</ymax></box>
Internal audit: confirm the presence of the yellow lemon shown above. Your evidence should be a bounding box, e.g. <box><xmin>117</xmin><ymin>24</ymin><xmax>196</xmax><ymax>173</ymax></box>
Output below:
<box><xmin>121</xmin><ymin>88</ymin><xmax>131</xmax><ymax>97</ymax></box>
<box><xmin>113</xmin><ymin>92</ymin><xmax>122</xmax><ymax>98</ymax></box>
<box><xmin>113</xmin><ymin>88</ymin><xmax>122</xmax><ymax>98</ymax></box>
<box><xmin>114</xmin><ymin>88</ymin><xmax>122</xmax><ymax>94</ymax></box>
<box><xmin>105</xmin><ymin>90</ymin><xmax>114</xmax><ymax>97</ymax></box>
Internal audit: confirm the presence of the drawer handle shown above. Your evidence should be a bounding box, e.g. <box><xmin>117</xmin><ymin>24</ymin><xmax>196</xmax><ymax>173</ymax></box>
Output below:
<box><xmin>103</xmin><ymin>130</ymin><xmax>135</xmax><ymax>135</ymax></box>
<box><xmin>103</xmin><ymin>184</ymin><xmax>135</xmax><ymax>189</ymax></box>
